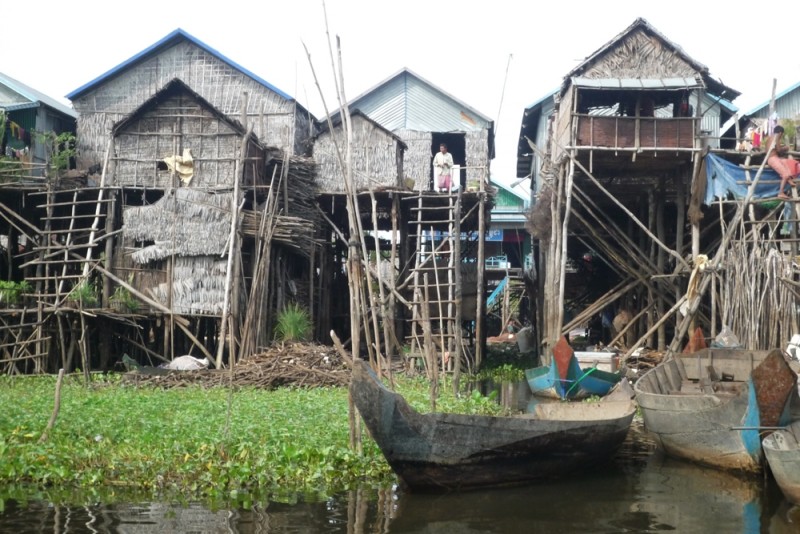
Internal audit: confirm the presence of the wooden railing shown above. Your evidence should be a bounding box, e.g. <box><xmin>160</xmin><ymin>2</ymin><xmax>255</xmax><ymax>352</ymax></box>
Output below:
<box><xmin>573</xmin><ymin>114</ymin><xmax>697</xmax><ymax>151</ymax></box>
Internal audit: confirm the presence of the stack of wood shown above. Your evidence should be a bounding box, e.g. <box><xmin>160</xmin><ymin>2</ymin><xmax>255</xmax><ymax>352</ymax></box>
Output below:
<box><xmin>241</xmin><ymin>155</ymin><xmax>320</xmax><ymax>257</ymax></box>
<box><xmin>122</xmin><ymin>342</ymin><xmax>350</xmax><ymax>389</ymax></box>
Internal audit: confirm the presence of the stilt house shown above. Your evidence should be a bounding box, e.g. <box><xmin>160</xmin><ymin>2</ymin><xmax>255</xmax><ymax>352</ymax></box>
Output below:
<box><xmin>0</xmin><ymin>29</ymin><xmax>321</xmax><ymax>373</ymax></box>
<box><xmin>314</xmin><ymin>68</ymin><xmax>496</xmax><ymax>371</ymax></box>
<box><xmin>514</xmin><ymin>18</ymin><xmax>800</xmax><ymax>359</ymax></box>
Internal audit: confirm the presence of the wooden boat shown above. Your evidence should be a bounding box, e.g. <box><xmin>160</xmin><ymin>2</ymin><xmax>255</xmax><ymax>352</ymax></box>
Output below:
<box><xmin>350</xmin><ymin>358</ymin><xmax>636</xmax><ymax>492</ymax></box>
<box><xmin>525</xmin><ymin>336</ymin><xmax>622</xmax><ymax>399</ymax></box>
<box><xmin>763</xmin><ymin>421</ymin><xmax>800</xmax><ymax>504</ymax></box>
<box><xmin>633</xmin><ymin>347</ymin><xmax>797</xmax><ymax>473</ymax></box>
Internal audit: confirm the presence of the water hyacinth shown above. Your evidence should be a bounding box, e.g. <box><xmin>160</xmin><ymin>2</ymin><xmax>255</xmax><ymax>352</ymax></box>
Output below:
<box><xmin>0</xmin><ymin>369</ymin><xmax>504</xmax><ymax>504</ymax></box>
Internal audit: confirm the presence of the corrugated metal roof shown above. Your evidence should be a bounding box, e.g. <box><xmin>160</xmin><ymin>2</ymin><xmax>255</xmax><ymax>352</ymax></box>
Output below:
<box><xmin>0</xmin><ymin>72</ymin><xmax>77</xmax><ymax>118</ymax></box>
<box><xmin>571</xmin><ymin>76</ymin><xmax>701</xmax><ymax>89</ymax></box>
<box><xmin>66</xmin><ymin>28</ymin><xmax>293</xmax><ymax>104</ymax></box>
<box><xmin>745</xmin><ymin>80</ymin><xmax>800</xmax><ymax>117</ymax></box>
<box><xmin>346</xmin><ymin>69</ymin><xmax>492</xmax><ymax>132</ymax></box>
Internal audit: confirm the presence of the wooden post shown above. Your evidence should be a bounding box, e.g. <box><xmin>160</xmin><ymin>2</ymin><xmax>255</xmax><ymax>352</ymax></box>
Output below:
<box><xmin>556</xmin><ymin>158</ymin><xmax>576</xmax><ymax>342</ymax></box>
<box><xmin>656</xmin><ymin>177</ymin><xmax>666</xmax><ymax>350</ymax></box>
<box><xmin>675</xmin><ymin>176</ymin><xmax>686</xmax><ymax>335</ymax></box>
<box><xmin>453</xmin><ymin>185</ymin><xmax>463</xmax><ymax>392</ymax></box>
<box><xmin>476</xmin><ymin>167</ymin><xmax>487</xmax><ymax>367</ymax></box>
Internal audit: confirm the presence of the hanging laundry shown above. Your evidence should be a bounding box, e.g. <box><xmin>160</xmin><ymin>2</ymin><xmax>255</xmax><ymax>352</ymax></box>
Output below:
<box><xmin>768</xmin><ymin>112</ymin><xmax>779</xmax><ymax>137</ymax></box>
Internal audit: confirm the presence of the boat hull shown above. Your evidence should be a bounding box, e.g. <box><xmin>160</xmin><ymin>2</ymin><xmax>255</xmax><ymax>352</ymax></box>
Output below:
<box><xmin>763</xmin><ymin>421</ymin><xmax>800</xmax><ymax>504</ymax></box>
<box><xmin>634</xmin><ymin>348</ymin><xmax>797</xmax><ymax>473</ymax></box>
<box><xmin>351</xmin><ymin>359</ymin><xmax>635</xmax><ymax>492</ymax></box>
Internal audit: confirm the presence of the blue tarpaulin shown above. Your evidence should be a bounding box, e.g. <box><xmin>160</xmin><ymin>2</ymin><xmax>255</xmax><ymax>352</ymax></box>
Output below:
<box><xmin>704</xmin><ymin>153</ymin><xmax>784</xmax><ymax>205</ymax></box>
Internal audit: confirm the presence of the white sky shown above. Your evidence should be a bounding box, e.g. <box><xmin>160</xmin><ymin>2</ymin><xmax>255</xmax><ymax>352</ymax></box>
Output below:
<box><xmin>3</xmin><ymin>1</ymin><xmax>799</xmax><ymax>184</ymax></box>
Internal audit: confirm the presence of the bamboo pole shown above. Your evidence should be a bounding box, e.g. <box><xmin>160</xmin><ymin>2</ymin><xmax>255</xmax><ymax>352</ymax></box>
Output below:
<box><xmin>453</xmin><ymin>185</ymin><xmax>464</xmax><ymax>392</ymax></box>
<box><xmin>421</xmin><ymin>273</ymin><xmax>438</xmax><ymax>407</ymax></box>
<box><xmin>556</xmin><ymin>141</ymin><xmax>689</xmax><ymax>271</ymax></box>
<box><xmin>475</xmin><ymin>167</ymin><xmax>486</xmax><ymax>367</ymax></box>
<box><xmin>215</xmin><ymin>128</ymin><xmax>250</xmax><ymax>369</ymax></box>
<box><xmin>82</xmin><ymin>139</ymin><xmax>112</xmax><ymax>277</ymax></box>
<box><xmin>665</xmin><ymin>133</ymin><xmax>775</xmax><ymax>356</ymax></box>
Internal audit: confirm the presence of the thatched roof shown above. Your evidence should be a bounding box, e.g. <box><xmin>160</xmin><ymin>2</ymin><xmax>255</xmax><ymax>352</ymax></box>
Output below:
<box><xmin>562</xmin><ymin>18</ymin><xmax>739</xmax><ymax>101</ymax></box>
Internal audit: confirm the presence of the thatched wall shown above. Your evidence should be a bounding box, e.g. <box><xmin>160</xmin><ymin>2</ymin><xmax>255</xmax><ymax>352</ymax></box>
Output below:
<box><xmin>314</xmin><ymin>114</ymin><xmax>402</xmax><ymax>192</ymax></box>
<box><xmin>112</xmin><ymin>92</ymin><xmax>263</xmax><ymax>189</ymax></box>
<box><xmin>72</xmin><ymin>40</ymin><xmax>308</xmax><ymax>168</ymax></box>
<box><xmin>124</xmin><ymin>188</ymin><xmax>233</xmax><ymax>261</ymax></box>
<box><xmin>150</xmin><ymin>256</ymin><xmax>230</xmax><ymax>315</ymax></box>
<box><xmin>119</xmin><ymin>188</ymin><xmax>236</xmax><ymax>314</ymax></box>
<box><xmin>465</xmin><ymin>130</ymin><xmax>490</xmax><ymax>185</ymax></box>
<box><xmin>396</xmin><ymin>129</ymin><xmax>432</xmax><ymax>191</ymax></box>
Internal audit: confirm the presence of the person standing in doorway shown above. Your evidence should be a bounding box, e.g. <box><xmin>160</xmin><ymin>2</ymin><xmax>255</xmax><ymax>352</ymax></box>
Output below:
<box><xmin>433</xmin><ymin>143</ymin><xmax>454</xmax><ymax>193</ymax></box>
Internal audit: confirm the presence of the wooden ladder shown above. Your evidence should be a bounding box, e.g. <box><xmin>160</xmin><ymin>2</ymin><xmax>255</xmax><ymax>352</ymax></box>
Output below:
<box><xmin>407</xmin><ymin>192</ymin><xmax>462</xmax><ymax>374</ymax></box>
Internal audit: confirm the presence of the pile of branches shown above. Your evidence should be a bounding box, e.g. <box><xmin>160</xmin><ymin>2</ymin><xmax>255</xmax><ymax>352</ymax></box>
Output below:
<box><xmin>123</xmin><ymin>342</ymin><xmax>351</xmax><ymax>389</ymax></box>
<box><xmin>624</xmin><ymin>348</ymin><xmax>665</xmax><ymax>380</ymax></box>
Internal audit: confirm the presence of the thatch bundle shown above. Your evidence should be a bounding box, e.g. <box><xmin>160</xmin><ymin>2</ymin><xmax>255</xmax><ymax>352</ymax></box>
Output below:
<box><xmin>241</xmin><ymin>213</ymin><xmax>318</xmax><ymax>257</ymax></box>
<box><xmin>526</xmin><ymin>184</ymin><xmax>553</xmax><ymax>241</ymax></box>
<box><xmin>124</xmin><ymin>188</ymin><xmax>233</xmax><ymax>262</ymax></box>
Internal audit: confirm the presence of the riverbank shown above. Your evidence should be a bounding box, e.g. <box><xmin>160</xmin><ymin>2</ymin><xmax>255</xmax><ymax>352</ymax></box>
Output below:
<box><xmin>0</xmin><ymin>351</ymin><xmax>507</xmax><ymax>505</ymax></box>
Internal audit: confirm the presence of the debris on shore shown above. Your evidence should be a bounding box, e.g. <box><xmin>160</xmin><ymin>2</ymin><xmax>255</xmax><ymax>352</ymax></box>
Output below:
<box><xmin>122</xmin><ymin>342</ymin><xmax>350</xmax><ymax>389</ymax></box>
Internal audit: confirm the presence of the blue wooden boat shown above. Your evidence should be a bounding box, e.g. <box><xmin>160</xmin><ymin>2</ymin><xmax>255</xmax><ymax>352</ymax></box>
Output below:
<box><xmin>525</xmin><ymin>336</ymin><xmax>622</xmax><ymax>399</ymax></box>
<box><xmin>634</xmin><ymin>348</ymin><xmax>797</xmax><ymax>473</ymax></box>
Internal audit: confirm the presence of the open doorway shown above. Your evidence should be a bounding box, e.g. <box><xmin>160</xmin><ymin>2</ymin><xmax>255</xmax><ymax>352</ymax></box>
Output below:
<box><xmin>430</xmin><ymin>133</ymin><xmax>466</xmax><ymax>191</ymax></box>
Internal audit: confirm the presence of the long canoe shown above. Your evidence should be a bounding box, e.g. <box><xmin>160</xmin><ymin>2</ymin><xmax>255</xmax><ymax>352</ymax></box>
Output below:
<box><xmin>350</xmin><ymin>358</ymin><xmax>636</xmax><ymax>491</ymax></box>
<box><xmin>633</xmin><ymin>348</ymin><xmax>797</xmax><ymax>472</ymax></box>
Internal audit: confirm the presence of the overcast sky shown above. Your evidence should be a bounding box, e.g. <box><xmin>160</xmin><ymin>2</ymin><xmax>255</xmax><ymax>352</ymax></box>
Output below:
<box><xmin>4</xmin><ymin>1</ymin><xmax>798</xmax><ymax>184</ymax></box>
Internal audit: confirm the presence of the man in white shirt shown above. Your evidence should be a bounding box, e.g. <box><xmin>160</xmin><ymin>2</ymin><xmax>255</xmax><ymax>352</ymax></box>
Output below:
<box><xmin>433</xmin><ymin>143</ymin><xmax>454</xmax><ymax>192</ymax></box>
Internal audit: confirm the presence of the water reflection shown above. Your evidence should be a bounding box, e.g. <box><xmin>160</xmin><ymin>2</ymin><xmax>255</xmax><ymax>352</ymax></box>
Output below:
<box><xmin>4</xmin><ymin>424</ymin><xmax>800</xmax><ymax>533</ymax></box>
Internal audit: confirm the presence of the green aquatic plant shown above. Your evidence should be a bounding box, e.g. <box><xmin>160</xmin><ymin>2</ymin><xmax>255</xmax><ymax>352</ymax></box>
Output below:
<box><xmin>274</xmin><ymin>303</ymin><xmax>312</xmax><ymax>342</ymax></box>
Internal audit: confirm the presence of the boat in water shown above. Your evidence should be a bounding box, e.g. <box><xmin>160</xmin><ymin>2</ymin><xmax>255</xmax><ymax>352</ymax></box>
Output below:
<box><xmin>634</xmin><ymin>347</ymin><xmax>798</xmax><ymax>472</ymax></box>
<box><xmin>525</xmin><ymin>336</ymin><xmax>622</xmax><ymax>400</ymax></box>
<box><xmin>350</xmin><ymin>358</ymin><xmax>636</xmax><ymax>491</ymax></box>
<box><xmin>763</xmin><ymin>420</ymin><xmax>800</xmax><ymax>504</ymax></box>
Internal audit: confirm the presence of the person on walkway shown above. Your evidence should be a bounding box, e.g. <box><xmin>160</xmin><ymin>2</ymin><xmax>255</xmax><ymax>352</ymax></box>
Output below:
<box><xmin>433</xmin><ymin>143</ymin><xmax>454</xmax><ymax>193</ymax></box>
<box><xmin>764</xmin><ymin>125</ymin><xmax>800</xmax><ymax>199</ymax></box>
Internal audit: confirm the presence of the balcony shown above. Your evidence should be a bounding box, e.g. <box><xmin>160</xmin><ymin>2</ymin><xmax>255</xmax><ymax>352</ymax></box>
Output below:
<box><xmin>574</xmin><ymin>115</ymin><xmax>696</xmax><ymax>151</ymax></box>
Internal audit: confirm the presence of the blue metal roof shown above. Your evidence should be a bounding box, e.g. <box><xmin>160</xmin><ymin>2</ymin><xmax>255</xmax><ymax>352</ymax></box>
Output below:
<box><xmin>0</xmin><ymin>72</ymin><xmax>77</xmax><ymax>118</ymax></box>
<box><xmin>66</xmin><ymin>28</ymin><xmax>293</xmax><ymax>102</ymax></box>
<box><xmin>745</xmin><ymin>80</ymin><xmax>800</xmax><ymax>116</ymax></box>
<box><xmin>523</xmin><ymin>87</ymin><xmax>559</xmax><ymax>113</ymax></box>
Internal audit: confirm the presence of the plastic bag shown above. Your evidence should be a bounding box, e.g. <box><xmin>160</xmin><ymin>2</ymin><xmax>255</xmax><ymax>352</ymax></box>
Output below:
<box><xmin>710</xmin><ymin>325</ymin><xmax>741</xmax><ymax>348</ymax></box>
